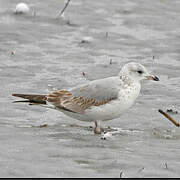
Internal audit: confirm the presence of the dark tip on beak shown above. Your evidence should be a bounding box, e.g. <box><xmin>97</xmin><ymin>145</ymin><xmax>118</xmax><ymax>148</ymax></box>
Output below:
<box><xmin>153</xmin><ymin>76</ymin><xmax>159</xmax><ymax>81</ymax></box>
<box><xmin>147</xmin><ymin>75</ymin><xmax>159</xmax><ymax>81</ymax></box>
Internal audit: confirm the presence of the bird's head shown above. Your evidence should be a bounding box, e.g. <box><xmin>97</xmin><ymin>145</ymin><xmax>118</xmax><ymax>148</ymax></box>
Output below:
<box><xmin>119</xmin><ymin>62</ymin><xmax>159</xmax><ymax>83</ymax></box>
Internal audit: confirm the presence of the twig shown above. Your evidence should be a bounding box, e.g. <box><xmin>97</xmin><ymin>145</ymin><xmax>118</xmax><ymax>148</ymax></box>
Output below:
<box><xmin>33</xmin><ymin>7</ymin><xmax>36</xmax><ymax>17</ymax></box>
<box><xmin>31</xmin><ymin>124</ymin><xmax>48</xmax><ymax>128</ymax></box>
<box><xmin>137</xmin><ymin>167</ymin><xmax>145</xmax><ymax>173</ymax></box>
<box><xmin>57</xmin><ymin>0</ymin><xmax>71</xmax><ymax>17</ymax></box>
<box><xmin>82</xmin><ymin>72</ymin><xmax>86</xmax><ymax>77</ymax></box>
<box><xmin>106</xmin><ymin>32</ymin><xmax>108</xmax><ymax>39</ymax></box>
<box><xmin>119</xmin><ymin>171</ymin><xmax>123</xmax><ymax>178</ymax></box>
<box><xmin>109</xmin><ymin>59</ymin><xmax>112</xmax><ymax>65</ymax></box>
<box><xmin>158</xmin><ymin>109</ymin><xmax>180</xmax><ymax>127</ymax></box>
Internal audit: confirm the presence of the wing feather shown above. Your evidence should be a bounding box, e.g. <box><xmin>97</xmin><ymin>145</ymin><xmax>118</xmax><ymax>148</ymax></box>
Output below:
<box><xmin>47</xmin><ymin>77</ymin><xmax>120</xmax><ymax>113</ymax></box>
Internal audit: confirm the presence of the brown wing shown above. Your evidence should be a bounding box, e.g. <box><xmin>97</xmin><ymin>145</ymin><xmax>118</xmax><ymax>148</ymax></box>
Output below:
<box><xmin>47</xmin><ymin>90</ymin><xmax>114</xmax><ymax>114</ymax></box>
<box><xmin>12</xmin><ymin>90</ymin><xmax>114</xmax><ymax>113</ymax></box>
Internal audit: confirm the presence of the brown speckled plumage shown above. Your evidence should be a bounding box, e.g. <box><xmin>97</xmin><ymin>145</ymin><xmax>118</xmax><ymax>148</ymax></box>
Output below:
<box><xmin>47</xmin><ymin>90</ymin><xmax>115</xmax><ymax>113</ymax></box>
<box><xmin>12</xmin><ymin>90</ymin><xmax>115</xmax><ymax>114</ymax></box>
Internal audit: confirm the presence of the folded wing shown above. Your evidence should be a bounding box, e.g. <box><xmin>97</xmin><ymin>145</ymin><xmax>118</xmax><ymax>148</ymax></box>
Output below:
<box><xmin>12</xmin><ymin>77</ymin><xmax>120</xmax><ymax>113</ymax></box>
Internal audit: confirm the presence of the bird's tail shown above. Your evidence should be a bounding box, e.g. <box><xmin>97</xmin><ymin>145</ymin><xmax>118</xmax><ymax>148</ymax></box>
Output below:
<box><xmin>12</xmin><ymin>93</ymin><xmax>47</xmax><ymax>104</ymax></box>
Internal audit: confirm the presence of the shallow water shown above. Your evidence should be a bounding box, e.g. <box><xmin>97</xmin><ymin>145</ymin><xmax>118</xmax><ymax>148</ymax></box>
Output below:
<box><xmin>0</xmin><ymin>0</ymin><xmax>180</xmax><ymax>178</ymax></box>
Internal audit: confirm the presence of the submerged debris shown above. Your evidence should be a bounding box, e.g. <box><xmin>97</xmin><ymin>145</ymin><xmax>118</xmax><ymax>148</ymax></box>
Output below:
<box><xmin>101</xmin><ymin>131</ymin><xmax>112</xmax><ymax>140</ymax></box>
<box><xmin>11</xmin><ymin>50</ymin><xmax>15</xmax><ymax>56</ymax></box>
<box><xmin>31</xmin><ymin>124</ymin><xmax>48</xmax><ymax>128</ymax></box>
<box><xmin>81</xmin><ymin>36</ymin><xmax>94</xmax><ymax>43</ymax></box>
<box><xmin>166</xmin><ymin>108</ymin><xmax>178</xmax><ymax>114</ymax></box>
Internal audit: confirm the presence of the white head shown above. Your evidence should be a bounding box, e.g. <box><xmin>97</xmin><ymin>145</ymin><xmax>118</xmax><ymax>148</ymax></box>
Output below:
<box><xmin>119</xmin><ymin>62</ymin><xmax>159</xmax><ymax>83</ymax></box>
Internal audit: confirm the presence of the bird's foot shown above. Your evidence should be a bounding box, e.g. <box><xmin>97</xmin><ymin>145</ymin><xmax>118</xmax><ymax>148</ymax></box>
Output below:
<box><xmin>94</xmin><ymin>120</ymin><xmax>104</xmax><ymax>134</ymax></box>
<box><xmin>94</xmin><ymin>126</ymin><xmax>104</xmax><ymax>134</ymax></box>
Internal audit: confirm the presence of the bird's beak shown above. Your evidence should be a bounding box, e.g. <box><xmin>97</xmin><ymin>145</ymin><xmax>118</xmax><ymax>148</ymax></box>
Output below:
<box><xmin>146</xmin><ymin>75</ymin><xmax>159</xmax><ymax>81</ymax></box>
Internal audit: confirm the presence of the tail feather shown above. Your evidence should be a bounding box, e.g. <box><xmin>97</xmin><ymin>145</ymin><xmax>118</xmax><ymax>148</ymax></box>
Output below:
<box><xmin>12</xmin><ymin>93</ymin><xmax>47</xmax><ymax>104</ymax></box>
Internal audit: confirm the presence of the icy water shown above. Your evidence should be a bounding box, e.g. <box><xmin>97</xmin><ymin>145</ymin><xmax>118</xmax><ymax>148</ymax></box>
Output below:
<box><xmin>0</xmin><ymin>0</ymin><xmax>180</xmax><ymax>178</ymax></box>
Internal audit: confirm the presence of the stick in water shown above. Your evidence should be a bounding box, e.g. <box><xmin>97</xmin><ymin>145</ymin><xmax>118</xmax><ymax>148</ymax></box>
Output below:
<box><xmin>57</xmin><ymin>0</ymin><xmax>71</xmax><ymax>17</ymax></box>
<box><xmin>158</xmin><ymin>109</ymin><xmax>180</xmax><ymax>127</ymax></box>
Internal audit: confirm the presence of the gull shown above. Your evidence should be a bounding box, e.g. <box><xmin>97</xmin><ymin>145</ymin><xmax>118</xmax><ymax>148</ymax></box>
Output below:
<box><xmin>12</xmin><ymin>62</ymin><xmax>159</xmax><ymax>133</ymax></box>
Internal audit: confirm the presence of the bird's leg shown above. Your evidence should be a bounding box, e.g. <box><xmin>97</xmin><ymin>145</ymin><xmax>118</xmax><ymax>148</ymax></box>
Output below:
<box><xmin>94</xmin><ymin>120</ymin><xmax>104</xmax><ymax>134</ymax></box>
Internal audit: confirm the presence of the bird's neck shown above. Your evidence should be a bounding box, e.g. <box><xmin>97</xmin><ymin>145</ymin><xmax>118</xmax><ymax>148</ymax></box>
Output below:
<box><xmin>119</xmin><ymin>74</ymin><xmax>135</xmax><ymax>84</ymax></box>
<box><xmin>119</xmin><ymin>74</ymin><xmax>141</xmax><ymax>103</ymax></box>
<box><xmin>119</xmin><ymin>74</ymin><xmax>141</xmax><ymax>92</ymax></box>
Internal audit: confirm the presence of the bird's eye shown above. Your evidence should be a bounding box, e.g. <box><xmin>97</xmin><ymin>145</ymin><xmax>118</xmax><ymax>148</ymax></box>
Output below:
<box><xmin>137</xmin><ymin>70</ymin><xmax>143</xmax><ymax>74</ymax></box>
